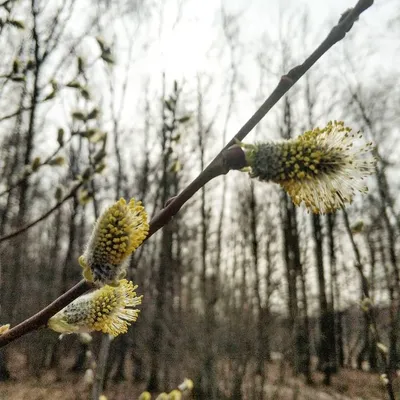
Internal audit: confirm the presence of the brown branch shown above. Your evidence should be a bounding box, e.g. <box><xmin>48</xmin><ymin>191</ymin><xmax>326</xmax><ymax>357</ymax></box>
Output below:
<box><xmin>0</xmin><ymin>280</ymin><xmax>94</xmax><ymax>347</ymax></box>
<box><xmin>343</xmin><ymin>210</ymin><xmax>396</xmax><ymax>400</ymax></box>
<box><xmin>0</xmin><ymin>0</ymin><xmax>373</xmax><ymax>348</ymax></box>
<box><xmin>0</xmin><ymin>181</ymin><xmax>83</xmax><ymax>243</ymax></box>
<box><xmin>0</xmin><ymin>138</ymin><xmax>71</xmax><ymax>199</ymax></box>
<box><xmin>0</xmin><ymin>107</ymin><xmax>32</xmax><ymax>122</ymax></box>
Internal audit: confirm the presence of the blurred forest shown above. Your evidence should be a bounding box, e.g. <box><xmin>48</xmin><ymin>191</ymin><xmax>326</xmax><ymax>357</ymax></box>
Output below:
<box><xmin>0</xmin><ymin>0</ymin><xmax>400</xmax><ymax>399</ymax></box>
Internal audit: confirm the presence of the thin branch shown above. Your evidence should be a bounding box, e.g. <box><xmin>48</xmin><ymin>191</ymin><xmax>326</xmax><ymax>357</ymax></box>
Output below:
<box><xmin>343</xmin><ymin>210</ymin><xmax>396</xmax><ymax>400</ymax></box>
<box><xmin>0</xmin><ymin>280</ymin><xmax>93</xmax><ymax>347</ymax></box>
<box><xmin>0</xmin><ymin>107</ymin><xmax>32</xmax><ymax>122</ymax></box>
<box><xmin>0</xmin><ymin>0</ymin><xmax>374</xmax><ymax>348</ymax></box>
<box><xmin>0</xmin><ymin>181</ymin><xmax>83</xmax><ymax>243</ymax></box>
<box><xmin>0</xmin><ymin>0</ymin><xmax>15</xmax><ymax>8</ymax></box>
<box><xmin>0</xmin><ymin>138</ymin><xmax>71</xmax><ymax>198</ymax></box>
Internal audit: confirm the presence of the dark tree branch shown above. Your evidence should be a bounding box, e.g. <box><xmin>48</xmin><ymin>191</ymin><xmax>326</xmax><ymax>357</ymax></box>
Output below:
<box><xmin>0</xmin><ymin>139</ymin><xmax>71</xmax><ymax>199</ymax></box>
<box><xmin>0</xmin><ymin>280</ymin><xmax>94</xmax><ymax>347</ymax></box>
<box><xmin>0</xmin><ymin>181</ymin><xmax>83</xmax><ymax>243</ymax></box>
<box><xmin>0</xmin><ymin>107</ymin><xmax>33</xmax><ymax>122</ymax></box>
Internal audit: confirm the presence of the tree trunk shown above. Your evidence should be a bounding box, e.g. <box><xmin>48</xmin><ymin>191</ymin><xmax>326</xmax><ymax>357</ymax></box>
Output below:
<box><xmin>312</xmin><ymin>214</ymin><xmax>336</xmax><ymax>385</ymax></box>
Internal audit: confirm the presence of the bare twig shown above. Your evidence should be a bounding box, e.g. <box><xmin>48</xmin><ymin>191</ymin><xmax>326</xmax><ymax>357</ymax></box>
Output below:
<box><xmin>0</xmin><ymin>0</ymin><xmax>374</xmax><ymax>348</ymax></box>
<box><xmin>0</xmin><ymin>181</ymin><xmax>83</xmax><ymax>243</ymax></box>
<box><xmin>0</xmin><ymin>107</ymin><xmax>33</xmax><ymax>122</ymax></box>
<box><xmin>343</xmin><ymin>210</ymin><xmax>396</xmax><ymax>400</ymax></box>
<box><xmin>0</xmin><ymin>138</ymin><xmax>71</xmax><ymax>199</ymax></box>
<box><xmin>0</xmin><ymin>280</ymin><xmax>94</xmax><ymax>347</ymax></box>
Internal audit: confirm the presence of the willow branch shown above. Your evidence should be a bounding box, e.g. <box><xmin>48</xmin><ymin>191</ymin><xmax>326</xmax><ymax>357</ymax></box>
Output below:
<box><xmin>0</xmin><ymin>280</ymin><xmax>94</xmax><ymax>347</ymax></box>
<box><xmin>0</xmin><ymin>0</ymin><xmax>373</xmax><ymax>348</ymax></box>
<box><xmin>146</xmin><ymin>0</ymin><xmax>373</xmax><ymax>235</ymax></box>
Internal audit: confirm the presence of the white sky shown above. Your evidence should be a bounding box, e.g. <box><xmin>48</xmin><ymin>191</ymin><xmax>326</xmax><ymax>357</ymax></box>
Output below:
<box><xmin>139</xmin><ymin>0</ymin><xmax>398</xmax><ymax>77</ymax></box>
<box><xmin>90</xmin><ymin>0</ymin><xmax>399</xmax><ymax>146</ymax></box>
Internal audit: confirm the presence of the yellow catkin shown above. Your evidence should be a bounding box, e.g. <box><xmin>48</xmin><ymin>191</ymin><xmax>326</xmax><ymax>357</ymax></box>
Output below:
<box><xmin>244</xmin><ymin>121</ymin><xmax>376</xmax><ymax>213</ymax></box>
<box><xmin>80</xmin><ymin>198</ymin><xmax>149</xmax><ymax>285</ymax></box>
<box><xmin>48</xmin><ymin>280</ymin><xmax>142</xmax><ymax>336</ymax></box>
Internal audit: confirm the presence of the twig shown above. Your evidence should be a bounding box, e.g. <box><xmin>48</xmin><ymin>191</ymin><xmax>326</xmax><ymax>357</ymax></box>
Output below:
<box><xmin>0</xmin><ymin>181</ymin><xmax>83</xmax><ymax>243</ymax></box>
<box><xmin>0</xmin><ymin>0</ymin><xmax>374</xmax><ymax>348</ymax></box>
<box><xmin>0</xmin><ymin>138</ymin><xmax>71</xmax><ymax>199</ymax></box>
<box><xmin>146</xmin><ymin>0</ymin><xmax>374</xmax><ymax>235</ymax></box>
<box><xmin>0</xmin><ymin>280</ymin><xmax>93</xmax><ymax>347</ymax></box>
<box><xmin>0</xmin><ymin>107</ymin><xmax>32</xmax><ymax>122</ymax></box>
<box><xmin>343</xmin><ymin>210</ymin><xmax>396</xmax><ymax>400</ymax></box>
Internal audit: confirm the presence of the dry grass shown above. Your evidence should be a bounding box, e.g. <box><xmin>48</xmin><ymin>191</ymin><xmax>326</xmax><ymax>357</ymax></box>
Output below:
<box><xmin>0</xmin><ymin>351</ymin><xmax>398</xmax><ymax>399</ymax></box>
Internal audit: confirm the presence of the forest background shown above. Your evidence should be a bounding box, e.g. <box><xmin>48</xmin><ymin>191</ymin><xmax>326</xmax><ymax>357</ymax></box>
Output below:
<box><xmin>0</xmin><ymin>0</ymin><xmax>400</xmax><ymax>399</ymax></box>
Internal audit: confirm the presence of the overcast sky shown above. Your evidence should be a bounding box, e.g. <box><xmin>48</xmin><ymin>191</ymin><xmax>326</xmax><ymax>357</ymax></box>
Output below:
<box><xmin>139</xmin><ymin>0</ymin><xmax>398</xmax><ymax>77</ymax></box>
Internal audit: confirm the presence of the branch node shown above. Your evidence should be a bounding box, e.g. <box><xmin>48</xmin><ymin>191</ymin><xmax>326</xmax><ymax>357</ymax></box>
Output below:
<box><xmin>222</xmin><ymin>145</ymin><xmax>247</xmax><ymax>171</ymax></box>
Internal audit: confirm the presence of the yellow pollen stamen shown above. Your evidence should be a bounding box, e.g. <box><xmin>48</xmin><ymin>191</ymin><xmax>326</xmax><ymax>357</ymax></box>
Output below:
<box><xmin>243</xmin><ymin>121</ymin><xmax>376</xmax><ymax>213</ymax></box>
<box><xmin>48</xmin><ymin>279</ymin><xmax>142</xmax><ymax>336</ymax></box>
<box><xmin>80</xmin><ymin>198</ymin><xmax>149</xmax><ymax>285</ymax></box>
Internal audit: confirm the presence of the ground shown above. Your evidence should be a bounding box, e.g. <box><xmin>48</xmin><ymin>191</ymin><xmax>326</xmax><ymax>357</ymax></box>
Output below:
<box><xmin>0</xmin><ymin>352</ymin><xmax>397</xmax><ymax>399</ymax></box>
